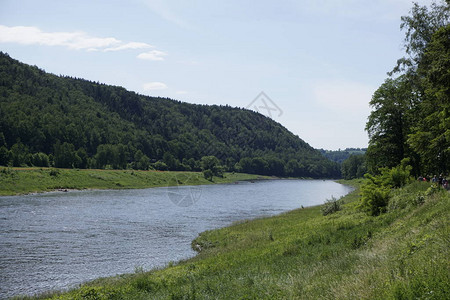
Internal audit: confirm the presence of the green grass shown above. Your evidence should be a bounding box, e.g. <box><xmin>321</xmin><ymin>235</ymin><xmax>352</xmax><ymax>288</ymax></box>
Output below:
<box><xmin>0</xmin><ymin>167</ymin><xmax>266</xmax><ymax>196</ymax></box>
<box><xmin>16</xmin><ymin>180</ymin><xmax>448</xmax><ymax>299</ymax></box>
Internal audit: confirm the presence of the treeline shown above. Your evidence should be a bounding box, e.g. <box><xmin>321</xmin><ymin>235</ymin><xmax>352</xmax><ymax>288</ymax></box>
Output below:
<box><xmin>365</xmin><ymin>1</ymin><xmax>449</xmax><ymax>177</ymax></box>
<box><xmin>0</xmin><ymin>53</ymin><xmax>339</xmax><ymax>178</ymax></box>
<box><xmin>356</xmin><ymin>1</ymin><xmax>450</xmax><ymax>217</ymax></box>
<box><xmin>319</xmin><ymin>148</ymin><xmax>367</xmax><ymax>164</ymax></box>
<box><xmin>329</xmin><ymin>1</ymin><xmax>449</xmax><ymax>181</ymax></box>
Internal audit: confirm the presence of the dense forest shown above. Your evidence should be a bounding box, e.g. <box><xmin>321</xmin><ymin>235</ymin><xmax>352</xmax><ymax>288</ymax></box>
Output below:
<box><xmin>0</xmin><ymin>53</ymin><xmax>339</xmax><ymax>178</ymax></box>
<box><xmin>365</xmin><ymin>1</ymin><xmax>449</xmax><ymax>177</ymax></box>
<box><xmin>319</xmin><ymin>148</ymin><xmax>367</xmax><ymax>164</ymax></box>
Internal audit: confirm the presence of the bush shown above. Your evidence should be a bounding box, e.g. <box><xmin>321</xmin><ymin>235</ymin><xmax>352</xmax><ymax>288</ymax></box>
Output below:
<box><xmin>359</xmin><ymin>161</ymin><xmax>412</xmax><ymax>216</ymax></box>
<box><xmin>31</xmin><ymin>152</ymin><xmax>50</xmax><ymax>167</ymax></box>
<box><xmin>322</xmin><ymin>196</ymin><xmax>341</xmax><ymax>216</ymax></box>
<box><xmin>203</xmin><ymin>169</ymin><xmax>213</xmax><ymax>181</ymax></box>
<box><xmin>153</xmin><ymin>161</ymin><xmax>168</xmax><ymax>171</ymax></box>
<box><xmin>49</xmin><ymin>168</ymin><xmax>60</xmax><ymax>177</ymax></box>
<box><xmin>359</xmin><ymin>180</ymin><xmax>390</xmax><ymax>216</ymax></box>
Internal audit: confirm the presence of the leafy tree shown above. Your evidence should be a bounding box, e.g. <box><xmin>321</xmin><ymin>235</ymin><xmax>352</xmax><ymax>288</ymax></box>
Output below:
<box><xmin>391</xmin><ymin>0</ymin><xmax>450</xmax><ymax>78</ymax></box>
<box><xmin>153</xmin><ymin>161</ymin><xmax>168</xmax><ymax>171</ymax></box>
<box><xmin>31</xmin><ymin>152</ymin><xmax>49</xmax><ymax>167</ymax></box>
<box><xmin>54</xmin><ymin>142</ymin><xmax>76</xmax><ymax>168</ymax></box>
<box><xmin>0</xmin><ymin>146</ymin><xmax>10</xmax><ymax>166</ymax></box>
<box><xmin>10</xmin><ymin>142</ymin><xmax>31</xmax><ymax>167</ymax></box>
<box><xmin>366</xmin><ymin>1</ymin><xmax>450</xmax><ymax>176</ymax></box>
<box><xmin>341</xmin><ymin>154</ymin><xmax>366</xmax><ymax>180</ymax></box>
<box><xmin>75</xmin><ymin>148</ymin><xmax>88</xmax><ymax>169</ymax></box>
<box><xmin>201</xmin><ymin>156</ymin><xmax>223</xmax><ymax>177</ymax></box>
<box><xmin>365</xmin><ymin>76</ymin><xmax>417</xmax><ymax>173</ymax></box>
<box><xmin>0</xmin><ymin>132</ymin><xmax>6</xmax><ymax>147</ymax></box>
<box><xmin>134</xmin><ymin>150</ymin><xmax>150</xmax><ymax>170</ymax></box>
<box><xmin>408</xmin><ymin>24</ymin><xmax>450</xmax><ymax>174</ymax></box>
<box><xmin>163</xmin><ymin>152</ymin><xmax>178</xmax><ymax>170</ymax></box>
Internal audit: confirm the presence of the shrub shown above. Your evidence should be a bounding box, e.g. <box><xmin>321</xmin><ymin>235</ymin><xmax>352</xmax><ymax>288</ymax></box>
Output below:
<box><xmin>49</xmin><ymin>168</ymin><xmax>60</xmax><ymax>177</ymax></box>
<box><xmin>322</xmin><ymin>196</ymin><xmax>341</xmax><ymax>216</ymax></box>
<box><xmin>359</xmin><ymin>161</ymin><xmax>412</xmax><ymax>216</ymax></box>
<box><xmin>203</xmin><ymin>169</ymin><xmax>213</xmax><ymax>181</ymax></box>
<box><xmin>359</xmin><ymin>180</ymin><xmax>391</xmax><ymax>216</ymax></box>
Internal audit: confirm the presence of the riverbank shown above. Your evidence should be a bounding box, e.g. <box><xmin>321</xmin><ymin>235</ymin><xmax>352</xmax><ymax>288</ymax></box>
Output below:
<box><xmin>22</xmin><ymin>179</ymin><xmax>448</xmax><ymax>299</ymax></box>
<box><xmin>0</xmin><ymin>167</ymin><xmax>267</xmax><ymax>196</ymax></box>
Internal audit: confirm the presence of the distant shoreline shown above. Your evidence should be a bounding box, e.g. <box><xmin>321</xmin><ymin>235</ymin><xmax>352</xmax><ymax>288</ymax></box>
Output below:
<box><xmin>0</xmin><ymin>167</ymin><xmax>270</xmax><ymax>196</ymax></box>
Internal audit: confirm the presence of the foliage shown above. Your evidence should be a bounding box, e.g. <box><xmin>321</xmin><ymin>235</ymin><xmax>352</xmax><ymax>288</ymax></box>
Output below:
<box><xmin>202</xmin><ymin>169</ymin><xmax>213</xmax><ymax>181</ymax></box>
<box><xmin>341</xmin><ymin>154</ymin><xmax>366</xmax><ymax>179</ymax></box>
<box><xmin>359</xmin><ymin>162</ymin><xmax>412</xmax><ymax>215</ymax></box>
<box><xmin>367</xmin><ymin>1</ymin><xmax>450</xmax><ymax>176</ymax></box>
<box><xmin>407</xmin><ymin>24</ymin><xmax>450</xmax><ymax>175</ymax></box>
<box><xmin>319</xmin><ymin>148</ymin><xmax>367</xmax><ymax>163</ymax></box>
<box><xmin>0</xmin><ymin>52</ymin><xmax>339</xmax><ymax>177</ymax></box>
<box><xmin>200</xmin><ymin>155</ymin><xmax>223</xmax><ymax>178</ymax></box>
<box><xmin>321</xmin><ymin>196</ymin><xmax>341</xmax><ymax>216</ymax></box>
<box><xmin>359</xmin><ymin>176</ymin><xmax>391</xmax><ymax>216</ymax></box>
<box><xmin>391</xmin><ymin>0</ymin><xmax>450</xmax><ymax>77</ymax></box>
<box><xmin>365</xmin><ymin>76</ymin><xmax>419</xmax><ymax>174</ymax></box>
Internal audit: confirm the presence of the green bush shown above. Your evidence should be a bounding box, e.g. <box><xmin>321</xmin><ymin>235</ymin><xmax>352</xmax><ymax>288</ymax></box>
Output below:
<box><xmin>359</xmin><ymin>161</ymin><xmax>412</xmax><ymax>216</ymax></box>
<box><xmin>49</xmin><ymin>168</ymin><xmax>60</xmax><ymax>177</ymax></box>
<box><xmin>380</xmin><ymin>163</ymin><xmax>412</xmax><ymax>188</ymax></box>
<box><xmin>203</xmin><ymin>169</ymin><xmax>213</xmax><ymax>181</ymax></box>
<box><xmin>359</xmin><ymin>179</ymin><xmax>391</xmax><ymax>216</ymax></box>
<box><xmin>321</xmin><ymin>196</ymin><xmax>341</xmax><ymax>216</ymax></box>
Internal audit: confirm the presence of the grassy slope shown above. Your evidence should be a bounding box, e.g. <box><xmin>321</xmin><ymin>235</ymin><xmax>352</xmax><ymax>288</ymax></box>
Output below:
<box><xmin>0</xmin><ymin>168</ymin><xmax>265</xmax><ymax>196</ymax></box>
<box><xmin>25</xmin><ymin>180</ymin><xmax>449</xmax><ymax>300</ymax></box>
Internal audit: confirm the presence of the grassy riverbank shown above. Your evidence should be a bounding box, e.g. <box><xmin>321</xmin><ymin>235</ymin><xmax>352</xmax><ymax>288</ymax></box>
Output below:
<box><xmin>22</xmin><ymin>179</ymin><xmax>449</xmax><ymax>299</ymax></box>
<box><xmin>0</xmin><ymin>167</ymin><xmax>266</xmax><ymax>196</ymax></box>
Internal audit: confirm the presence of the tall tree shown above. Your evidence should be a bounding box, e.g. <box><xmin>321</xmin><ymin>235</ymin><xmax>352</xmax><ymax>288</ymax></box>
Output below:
<box><xmin>408</xmin><ymin>24</ymin><xmax>450</xmax><ymax>174</ymax></box>
<box><xmin>391</xmin><ymin>0</ymin><xmax>450</xmax><ymax>79</ymax></box>
<box><xmin>365</xmin><ymin>76</ymin><xmax>416</xmax><ymax>173</ymax></box>
<box><xmin>367</xmin><ymin>1</ymin><xmax>449</xmax><ymax>175</ymax></box>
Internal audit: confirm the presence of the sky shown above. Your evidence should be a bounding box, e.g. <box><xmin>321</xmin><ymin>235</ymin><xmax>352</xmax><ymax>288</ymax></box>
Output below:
<box><xmin>0</xmin><ymin>0</ymin><xmax>435</xmax><ymax>150</ymax></box>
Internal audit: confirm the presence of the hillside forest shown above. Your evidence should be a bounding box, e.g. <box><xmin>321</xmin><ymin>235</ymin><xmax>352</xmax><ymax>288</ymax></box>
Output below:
<box><xmin>0</xmin><ymin>53</ymin><xmax>339</xmax><ymax>178</ymax></box>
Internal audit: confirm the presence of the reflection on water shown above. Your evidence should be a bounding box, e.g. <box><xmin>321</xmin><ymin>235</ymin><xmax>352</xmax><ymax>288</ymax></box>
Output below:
<box><xmin>0</xmin><ymin>179</ymin><xmax>353</xmax><ymax>298</ymax></box>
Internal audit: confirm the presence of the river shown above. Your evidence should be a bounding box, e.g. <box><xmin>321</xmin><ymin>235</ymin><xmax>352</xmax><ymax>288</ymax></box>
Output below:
<box><xmin>0</xmin><ymin>179</ymin><xmax>353</xmax><ymax>298</ymax></box>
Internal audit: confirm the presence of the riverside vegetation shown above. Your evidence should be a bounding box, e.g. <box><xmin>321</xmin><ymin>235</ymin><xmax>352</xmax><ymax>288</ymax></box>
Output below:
<box><xmin>18</xmin><ymin>178</ymin><xmax>449</xmax><ymax>299</ymax></box>
<box><xmin>0</xmin><ymin>167</ymin><xmax>265</xmax><ymax>196</ymax></box>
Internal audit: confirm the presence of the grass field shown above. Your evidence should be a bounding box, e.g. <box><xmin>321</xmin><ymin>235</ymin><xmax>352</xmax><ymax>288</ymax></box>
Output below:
<box><xmin>16</xmin><ymin>179</ymin><xmax>449</xmax><ymax>299</ymax></box>
<box><xmin>0</xmin><ymin>167</ymin><xmax>266</xmax><ymax>196</ymax></box>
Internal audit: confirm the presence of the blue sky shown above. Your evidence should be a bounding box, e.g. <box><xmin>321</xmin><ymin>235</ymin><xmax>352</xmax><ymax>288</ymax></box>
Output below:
<box><xmin>0</xmin><ymin>0</ymin><xmax>433</xmax><ymax>150</ymax></box>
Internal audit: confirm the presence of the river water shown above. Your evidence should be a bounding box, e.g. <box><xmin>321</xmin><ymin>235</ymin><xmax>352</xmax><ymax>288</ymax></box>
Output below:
<box><xmin>0</xmin><ymin>179</ymin><xmax>353</xmax><ymax>298</ymax></box>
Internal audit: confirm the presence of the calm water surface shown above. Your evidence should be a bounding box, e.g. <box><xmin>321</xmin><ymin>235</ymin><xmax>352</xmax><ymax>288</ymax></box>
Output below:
<box><xmin>0</xmin><ymin>179</ymin><xmax>353</xmax><ymax>298</ymax></box>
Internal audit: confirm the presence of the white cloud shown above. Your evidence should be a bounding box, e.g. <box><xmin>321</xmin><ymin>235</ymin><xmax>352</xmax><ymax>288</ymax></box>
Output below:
<box><xmin>143</xmin><ymin>82</ymin><xmax>168</xmax><ymax>90</ymax></box>
<box><xmin>176</xmin><ymin>90</ymin><xmax>188</xmax><ymax>95</ymax></box>
<box><xmin>137</xmin><ymin>50</ymin><xmax>168</xmax><ymax>61</ymax></box>
<box><xmin>104</xmin><ymin>42</ymin><xmax>153</xmax><ymax>52</ymax></box>
<box><xmin>313</xmin><ymin>79</ymin><xmax>374</xmax><ymax>113</ymax></box>
<box><xmin>0</xmin><ymin>25</ymin><xmax>120</xmax><ymax>50</ymax></box>
<box><xmin>0</xmin><ymin>25</ymin><xmax>161</xmax><ymax>55</ymax></box>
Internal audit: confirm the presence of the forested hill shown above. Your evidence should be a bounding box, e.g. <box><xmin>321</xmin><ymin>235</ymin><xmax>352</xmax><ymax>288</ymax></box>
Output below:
<box><xmin>0</xmin><ymin>52</ymin><xmax>339</xmax><ymax>177</ymax></box>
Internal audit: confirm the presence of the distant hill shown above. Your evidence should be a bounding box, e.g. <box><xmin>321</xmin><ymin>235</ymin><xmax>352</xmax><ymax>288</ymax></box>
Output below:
<box><xmin>319</xmin><ymin>148</ymin><xmax>367</xmax><ymax>164</ymax></box>
<box><xmin>0</xmin><ymin>52</ymin><xmax>339</xmax><ymax>178</ymax></box>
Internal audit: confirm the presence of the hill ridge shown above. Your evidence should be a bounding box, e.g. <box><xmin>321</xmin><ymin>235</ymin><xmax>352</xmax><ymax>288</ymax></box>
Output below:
<box><xmin>0</xmin><ymin>52</ymin><xmax>339</xmax><ymax>177</ymax></box>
